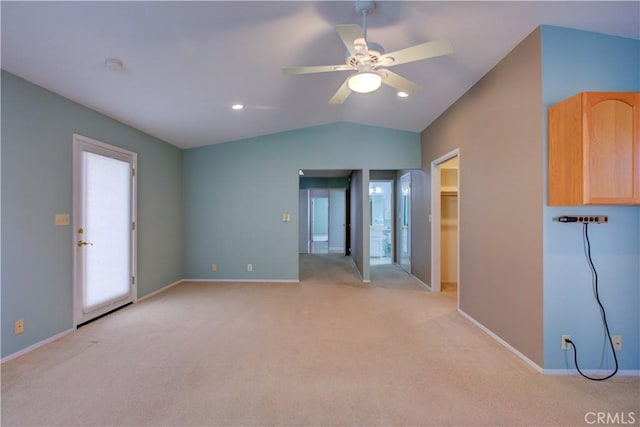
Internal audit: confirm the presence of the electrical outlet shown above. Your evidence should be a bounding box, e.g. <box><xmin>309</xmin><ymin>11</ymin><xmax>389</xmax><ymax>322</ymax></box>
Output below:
<box><xmin>612</xmin><ymin>335</ymin><xmax>622</xmax><ymax>351</ymax></box>
<box><xmin>561</xmin><ymin>335</ymin><xmax>571</xmax><ymax>350</ymax></box>
<box><xmin>14</xmin><ymin>319</ymin><xmax>24</xmax><ymax>335</ymax></box>
<box><xmin>247</xmin><ymin>264</ymin><xmax>253</xmax><ymax>272</ymax></box>
<box><xmin>211</xmin><ymin>263</ymin><xmax>217</xmax><ymax>272</ymax></box>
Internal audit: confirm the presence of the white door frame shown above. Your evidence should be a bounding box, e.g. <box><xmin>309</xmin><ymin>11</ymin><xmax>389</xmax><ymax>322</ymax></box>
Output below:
<box><xmin>430</xmin><ymin>149</ymin><xmax>460</xmax><ymax>302</ymax></box>
<box><xmin>72</xmin><ymin>134</ymin><xmax>138</xmax><ymax>326</ymax></box>
<box><xmin>298</xmin><ymin>189</ymin><xmax>310</xmax><ymax>254</ymax></box>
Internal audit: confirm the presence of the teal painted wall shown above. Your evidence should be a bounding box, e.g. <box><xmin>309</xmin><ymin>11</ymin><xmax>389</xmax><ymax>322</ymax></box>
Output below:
<box><xmin>299</xmin><ymin>177</ymin><xmax>349</xmax><ymax>189</ymax></box>
<box><xmin>541</xmin><ymin>27</ymin><xmax>640</xmax><ymax>370</ymax></box>
<box><xmin>1</xmin><ymin>71</ymin><xmax>184</xmax><ymax>358</ymax></box>
<box><xmin>183</xmin><ymin>123</ymin><xmax>419</xmax><ymax>281</ymax></box>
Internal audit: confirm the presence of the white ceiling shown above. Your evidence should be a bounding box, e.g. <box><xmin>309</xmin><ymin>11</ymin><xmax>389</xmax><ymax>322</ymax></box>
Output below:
<box><xmin>2</xmin><ymin>1</ymin><xmax>638</xmax><ymax>149</ymax></box>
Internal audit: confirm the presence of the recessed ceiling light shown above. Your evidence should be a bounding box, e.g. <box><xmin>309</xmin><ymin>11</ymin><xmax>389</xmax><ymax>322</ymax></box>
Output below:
<box><xmin>231</xmin><ymin>104</ymin><xmax>244</xmax><ymax>110</ymax></box>
<box><xmin>397</xmin><ymin>91</ymin><xmax>409</xmax><ymax>98</ymax></box>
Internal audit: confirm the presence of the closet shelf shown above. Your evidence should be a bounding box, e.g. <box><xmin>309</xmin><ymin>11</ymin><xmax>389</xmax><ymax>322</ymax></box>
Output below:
<box><xmin>441</xmin><ymin>186</ymin><xmax>458</xmax><ymax>195</ymax></box>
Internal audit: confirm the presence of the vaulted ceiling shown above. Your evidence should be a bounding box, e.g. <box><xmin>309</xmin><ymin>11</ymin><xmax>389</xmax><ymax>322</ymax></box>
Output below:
<box><xmin>2</xmin><ymin>1</ymin><xmax>638</xmax><ymax>149</ymax></box>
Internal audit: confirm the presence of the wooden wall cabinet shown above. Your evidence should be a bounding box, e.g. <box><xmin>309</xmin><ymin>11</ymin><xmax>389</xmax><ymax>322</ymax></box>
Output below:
<box><xmin>548</xmin><ymin>92</ymin><xmax>639</xmax><ymax>206</ymax></box>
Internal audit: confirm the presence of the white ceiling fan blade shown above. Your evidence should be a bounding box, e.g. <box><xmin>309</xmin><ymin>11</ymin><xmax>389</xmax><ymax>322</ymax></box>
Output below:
<box><xmin>283</xmin><ymin>65</ymin><xmax>355</xmax><ymax>75</ymax></box>
<box><xmin>380</xmin><ymin>70</ymin><xmax>421</xmax><ymax>94</ymax></box>
<box><xmin>336</xmin><ymin>24</ymin><xmax>364</xmax><ymax>57</ymax></box>
<box><xmin>329</xmin><ymin>78</ymin><xmax>352</xmax><ymax>104</ymax></box>
<box><xmin>379</xmin><ymin>39</ymin><xmax>454</xmax><ymax>67</ymax></box>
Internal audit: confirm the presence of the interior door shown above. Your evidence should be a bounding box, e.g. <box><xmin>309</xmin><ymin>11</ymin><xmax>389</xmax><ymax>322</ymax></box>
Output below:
<box><xmin>399</xmin><ymin>173</ymin><xmax>411</xmax><ymax>273</ymax></box>
<box><xmin>73</xmin><ymin>135</ymin><xmax>137</xmax><ymax>325</ymax></box>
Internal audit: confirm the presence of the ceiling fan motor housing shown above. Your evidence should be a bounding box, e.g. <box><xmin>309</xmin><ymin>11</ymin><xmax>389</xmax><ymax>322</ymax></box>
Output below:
<box><xmin>345</xmin><ymin>41</ymin><xmax>383</xmax><ymax>67</ymax></box>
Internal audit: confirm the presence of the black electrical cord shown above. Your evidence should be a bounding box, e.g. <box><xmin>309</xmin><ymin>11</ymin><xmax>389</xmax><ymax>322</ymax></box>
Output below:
<box><xmin>564</xmin><ymin>223</ymin><xmax>618</xmax><ymax>381</ymax></box>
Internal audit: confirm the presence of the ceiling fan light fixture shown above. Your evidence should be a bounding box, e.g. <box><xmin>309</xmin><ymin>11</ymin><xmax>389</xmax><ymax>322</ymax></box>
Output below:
<box><xmin>348</xmin><ymin>72</ymin><xmax>382</xmax><ymax>94</ymax></box>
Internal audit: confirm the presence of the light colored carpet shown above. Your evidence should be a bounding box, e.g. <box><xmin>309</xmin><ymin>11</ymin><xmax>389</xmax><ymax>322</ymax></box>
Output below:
<box><xmin>2</xmin><ymin>254</ymin><xmax>638</xmax><ymax>426</ymax></box>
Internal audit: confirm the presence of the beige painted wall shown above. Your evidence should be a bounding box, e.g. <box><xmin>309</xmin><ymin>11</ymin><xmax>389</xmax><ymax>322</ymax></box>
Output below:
<box><xmin>416</xmin><ymin>29</ymin><xmax>544</xmax><ymax>365</ymax></box>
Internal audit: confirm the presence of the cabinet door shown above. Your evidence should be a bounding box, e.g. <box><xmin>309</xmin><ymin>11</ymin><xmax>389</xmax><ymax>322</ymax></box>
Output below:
<box><xmin>584</xmin><ymin>93</ymin><xmax>639</xmax><ymax>204</ymax></box>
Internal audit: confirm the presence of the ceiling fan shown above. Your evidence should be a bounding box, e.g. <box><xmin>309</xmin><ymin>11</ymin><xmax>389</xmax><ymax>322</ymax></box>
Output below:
<box><xmin>282</xmin><ymin>1</ymin><xmax>454</xmax><ymax>104</ymax></box>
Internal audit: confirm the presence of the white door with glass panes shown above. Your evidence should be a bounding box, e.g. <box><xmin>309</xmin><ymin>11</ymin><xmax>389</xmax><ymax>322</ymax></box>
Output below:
<box><xmin>73</xmin><ymin>134</ymin><xmax>137</xmax><ymax>325</ymax></box>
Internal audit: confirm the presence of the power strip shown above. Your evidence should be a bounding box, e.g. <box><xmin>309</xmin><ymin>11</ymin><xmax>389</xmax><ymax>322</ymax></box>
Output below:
<box><xmin>555</xmin><ymin>215</ymin><xmax>608</xmax><ymax>224</ymax></box>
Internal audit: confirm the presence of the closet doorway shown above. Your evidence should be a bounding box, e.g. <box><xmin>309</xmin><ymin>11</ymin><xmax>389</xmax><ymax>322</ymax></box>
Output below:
<box><xmin>431</xmin><ymin>150</ymin><xmax>459</xmax><ymax>301</ymax></box>
<box><xmin>439</xmin><ymin>157</ymin><xmax>459</xmax><ymax>295</ymax></box>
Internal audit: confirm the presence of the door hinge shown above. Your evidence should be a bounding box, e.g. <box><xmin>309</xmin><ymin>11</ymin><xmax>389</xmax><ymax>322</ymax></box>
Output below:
<box><xmin>132</xmin><ymin>168</ymin><xmax>136</xmax><ymax>177</ymax></box>
<box><xmin>132</xmin><ymin>221</ymin><xmax>136</xmax><ymax>230</ymax></box>
<box><xmin>132</xmin><ymin>276</ymin><xmax>136</xmax><ymax>285</ymax></box>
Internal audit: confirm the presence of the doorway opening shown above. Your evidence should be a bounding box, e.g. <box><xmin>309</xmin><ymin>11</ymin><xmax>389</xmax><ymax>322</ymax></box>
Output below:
<box><xmin>431</xmin><ymin>150</ymin><xmax>459</xmax><ymax>303</ymax></box>
<box><xmin>398</xmin><ymin>173</ymin><xmax>411</xmax><ymax>273</ymax></box>
<box><xmin>299</xmin><ymin>187</ymin><xmax>347</xmax><ymax>255</ymax></box>
<box><xmin>369</xmin><ymin>181</ymin><xmax>393</xmax><ymax>265</ymax></box>
<box><xmin>311</xmin><ymin>190</ymin><xmax>329</xmax><ymax>253</ymax></box>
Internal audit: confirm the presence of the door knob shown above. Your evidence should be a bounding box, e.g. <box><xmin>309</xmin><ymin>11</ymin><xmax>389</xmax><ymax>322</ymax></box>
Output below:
<box><xmin>77</xmin><ymin>240</ymin><xmax>94</xmax><ymax>247</ymax></box>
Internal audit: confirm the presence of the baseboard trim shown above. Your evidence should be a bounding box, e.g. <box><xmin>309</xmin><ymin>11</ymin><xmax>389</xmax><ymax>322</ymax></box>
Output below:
<box><xmin>183</xmin><ymin>278</ymin><xmax>300</xmax><ymax>283</ymax></box>
<box><xmin>1</xmin><ymin>328</ymin><xmax>75</xmax><ymax>363</ymax></box>
<box><xmin>458</xmin><ymin>309</ymin><xmax>544</xmax><ymax>373</ymax></box>
<box><xmin>347</xmin><ymin>256</ymin><xmax>367</xmax><ymax>283</ymax></box>
<box><xmin>411</xmin><ymin>274</ymin><xmax>431</xmax><ymax>291</ymax></box>
<box><xmin>137</xmin><ymin>279</ymin><xmax>184</xmax><ymax>302</ymax></box>
<box><xmin>543</xmin><ymin>369</ymin><xmax>640</xmax><ymax>377</ymax></box>
<box><xmin>3</xmin><ymin>279</ymin><xmax>185</xmax><ymax>363</ymax></box>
